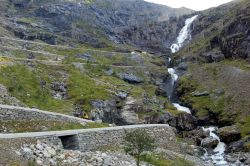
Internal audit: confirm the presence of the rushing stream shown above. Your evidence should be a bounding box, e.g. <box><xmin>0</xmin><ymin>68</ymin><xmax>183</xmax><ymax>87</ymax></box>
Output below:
<box><xmin>168</xmin><ymin>15</ymin><xmax>234</xmax><ymax>165</ymax></box>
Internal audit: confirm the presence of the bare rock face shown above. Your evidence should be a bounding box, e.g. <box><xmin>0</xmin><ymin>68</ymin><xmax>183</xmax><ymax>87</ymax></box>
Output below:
<box><xmin>218</xmin><ymin>125</ymin><xmax>241</xmax><ymax>144</ymax></box>
<box><xmin>6</xmin><ymin>0</ymin><xmax>193</xmax><ymax>52</ymax></box>
<box><xmin>120</xmin><ymin>97</ymin><xmax>141</xmax><ymax>125</ymax></box>
<box><xmin>176</xmin><ymin>113</ymin><xmax>198</xmax><ymax>131</ymax></box>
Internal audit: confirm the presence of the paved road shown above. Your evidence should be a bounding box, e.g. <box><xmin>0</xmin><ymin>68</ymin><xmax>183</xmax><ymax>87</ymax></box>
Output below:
<box><xmin>0</xmin><ymin>55</ymin><xmax>157</xmax><ymax>69</ymax></box>
<box><xmin>0</xmin><ymin>104</ymin><xmax>93</xmax><ymax>123</ymax></box>
<box><xmin>0</xmin><ymin>45</ymin><xmax>65</xmax><ymax>57</ymax></box>
<box><xmin>0</xmin><ymin>36</ymin><xmax>131</xmax><ymax>55</ymax></box>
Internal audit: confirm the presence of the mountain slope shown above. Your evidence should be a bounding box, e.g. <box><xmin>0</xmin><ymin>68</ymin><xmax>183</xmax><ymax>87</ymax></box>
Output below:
<box><xmin>1</xmin><ymin>0</ymin><xmax>193</xmax><ymax>53</ymax></box>
<box><xmin>174</xmin><ymin>0</ymin><xmax>250</xmax><ymax>140</ymax></box>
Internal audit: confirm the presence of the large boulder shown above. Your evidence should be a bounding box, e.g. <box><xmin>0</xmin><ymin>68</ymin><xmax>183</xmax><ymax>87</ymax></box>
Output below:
<box><xmin>119</xmin><ymin>73</ymin><xmax>143</xmax><ymax>84</ymax></box>
<box><xmin>226</xmin><ymin>137</ymin><xmax>250</xmax><ymax>153</ymax></box>
<box><xmin>201</xmin><ymin>137</ymin><xmax>219</xmax><ymax>149</ymax></box>
<box><xmin>120</xmin><ymin>110</ymin><xmax>140</xmax><ymax>125</ymax></box>
<box><xmin>218</xmin><ymin>125</ymin><xmax>241</xmax><ymax>143</ymax></box>
<box><xmin>144</xmin><ymin>111</ymin><xmax>176</xmax><ymax>126</ymax></box>
<box><xmin>183</xmin><ymin>129</ymin><xmax>210</xmax><ymax>145</ymax></box>
<box><xmin>201</xmin><ymin>51</ymin><xmax>225</xmax><ymax>63</ymax></box>
<box><xmin>176</xmin><ymin>113</ymin><xmax>198</xmax><ymax>131</ymax></box>
<box><xmin>90</xmin><ymin>100</ymin><xmax>120</xmax><ymax>124</ymax></box>
<box><xmin>227</xmin><ymin>140</ymin><xmax>246</xmax><ymax>153</ymax></box>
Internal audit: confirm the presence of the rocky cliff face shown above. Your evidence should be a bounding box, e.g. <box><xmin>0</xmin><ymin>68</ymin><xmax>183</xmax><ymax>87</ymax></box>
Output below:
<box><xmin>177</xmin><ymin>0</ymin><xmax>250</xmax><ymax>60</ymax></box>
<box><xmin>3</xmin><ymin>0</ymin><xmax>193</xmax><ymax>53</ymax></box>
<box><xmin>172</xmin><ymin>0</ymin><xmax>250</xmax><ymax>152</ymax></box>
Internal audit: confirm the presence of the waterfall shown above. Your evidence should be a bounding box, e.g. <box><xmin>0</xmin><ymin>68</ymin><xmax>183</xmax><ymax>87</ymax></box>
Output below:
<box><xmin>167</xmin><ymin>15</ymin><xmax>239</xmax><ymax>166</ymax></box>
<box><xmin>202</xmin><ymin>127</ymin><xmax>228</xmax><ymax>165</ymax></box>
<box><xmin>170</xmin><ymin>15</ymin><xmax>198</xmax><ymax>53</ymax></box>
<box><xmin>167</xmin><ymin>14</ymin><xmax>198</xmax><ymax>108</ymax></box>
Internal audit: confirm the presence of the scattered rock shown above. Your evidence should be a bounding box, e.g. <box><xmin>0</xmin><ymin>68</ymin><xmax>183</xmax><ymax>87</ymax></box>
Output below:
<box><xmin>0</xmin><ymin>84</ymin><xmax>25</xmax><ymax>106</ymax></box>
<box><xmin>50</xmin><ymin>81</ymin><xmax>67</xmax><ymax>100</ymax></box>
<box><xmin>20</xmin><ymin>141</ymin><xmax>149</xmax><ymax>166</ymax></box>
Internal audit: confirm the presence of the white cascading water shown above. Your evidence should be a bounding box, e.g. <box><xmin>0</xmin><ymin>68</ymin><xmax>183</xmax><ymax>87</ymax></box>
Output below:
<box><xmin>202</xmin><ymin>127</ymin><xmax>228</xmax><ymax>165</ymax></box>
<box><xmin>167</xmin><ymin>15</ymin><xmax>232</xmax><ymax>166</ymax></box>
<box><xmin>168</xmin><ymin>14</ymin><xmax>198</xmax><ymax>112</ymax></box>
<box><xmin>170</xmin><ymin>15</ymin><xmax>198</xmax><ymax>53</ymax></box>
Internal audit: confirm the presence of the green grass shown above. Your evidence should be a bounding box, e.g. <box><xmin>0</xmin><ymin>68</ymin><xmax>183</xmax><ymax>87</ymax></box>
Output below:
<box><xmin>141</xmin><ymin>153</ymin><xmax>194</xmax><ymax>166</ymax></box>
<box><xmin>238</xmin><ymin>116</ymin><xmax>250</xmax><ymax>137</ymax></box>
<box><xmin>177</xmin><ymin>74</ymin><xmax>228</xmax><ymax>118</ymax></box>
<box><xmin>67</xmin><ymin>66</ymin><xmax>110</xmax><ymax>111</ymax></box>
<box><xmin>0</xmin><ymin>120</ymin><xmax>109</xmax><ymax>133</ymax></box>
<box><xmin>0</xmin><ymin>120</ymin><xmax>84</xmax><ymax>133</ymax></box>
<box><xmin>0</xmin><ymin>63</ymin><xmax>110</xmax><ymax>114</ymax></box>
<box><xmin>0</xmin><ymin>64</ymin><xmax>68</xmax><ymax>111</ymax></box>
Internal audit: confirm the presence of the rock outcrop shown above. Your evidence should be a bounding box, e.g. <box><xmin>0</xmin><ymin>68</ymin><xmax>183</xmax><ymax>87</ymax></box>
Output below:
<box><xmin>218</xmin><ymin>125</ymin><xmax>241</xmax><ymax>144</ymax></box>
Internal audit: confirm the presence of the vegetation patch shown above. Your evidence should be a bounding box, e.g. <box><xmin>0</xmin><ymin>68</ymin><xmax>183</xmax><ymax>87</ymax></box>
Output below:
<box><xmin>141</xmin><ymin>153</ymin><xmax>194</xmax><ymax>166</ymax></box>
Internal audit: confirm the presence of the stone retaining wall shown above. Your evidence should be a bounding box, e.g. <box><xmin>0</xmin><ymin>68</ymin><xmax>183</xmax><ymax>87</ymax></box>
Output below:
<box><xmin>0</xmin><ymin>124</ymin><xmax>178</xmax><ymax>152</ymax></box>
<box><xmin>0</xmin><ymin>104</ymin><xmax>92</xmax><ymax>123</ymax></box>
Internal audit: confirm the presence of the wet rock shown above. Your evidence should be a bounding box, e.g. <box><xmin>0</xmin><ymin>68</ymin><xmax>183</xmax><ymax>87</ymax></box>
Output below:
<box><xmin>183</xmin><ymin>129</ymin><xmax>210</xmax><ymax>145</ymax></box>
<box><xmin>201</xmin><ymin>137</ymin><xmax>219</xmax><ymax>149</ymax></box>
<box><xmin>119</xmin><ymin>73</ymin><xmax>142</xmax><ymax>84</ymax></box>
<box><xmin>218</xmin><ymin>125</ymin><xmax>241</xmax><ymax>143</ymax></box>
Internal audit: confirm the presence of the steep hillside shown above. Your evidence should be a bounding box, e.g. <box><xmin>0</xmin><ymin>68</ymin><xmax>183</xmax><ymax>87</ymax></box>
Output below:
<box><xmin>174</xmin><ymin>0</ymin><xmax>250</xmax><ymax>140</ymax></box>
